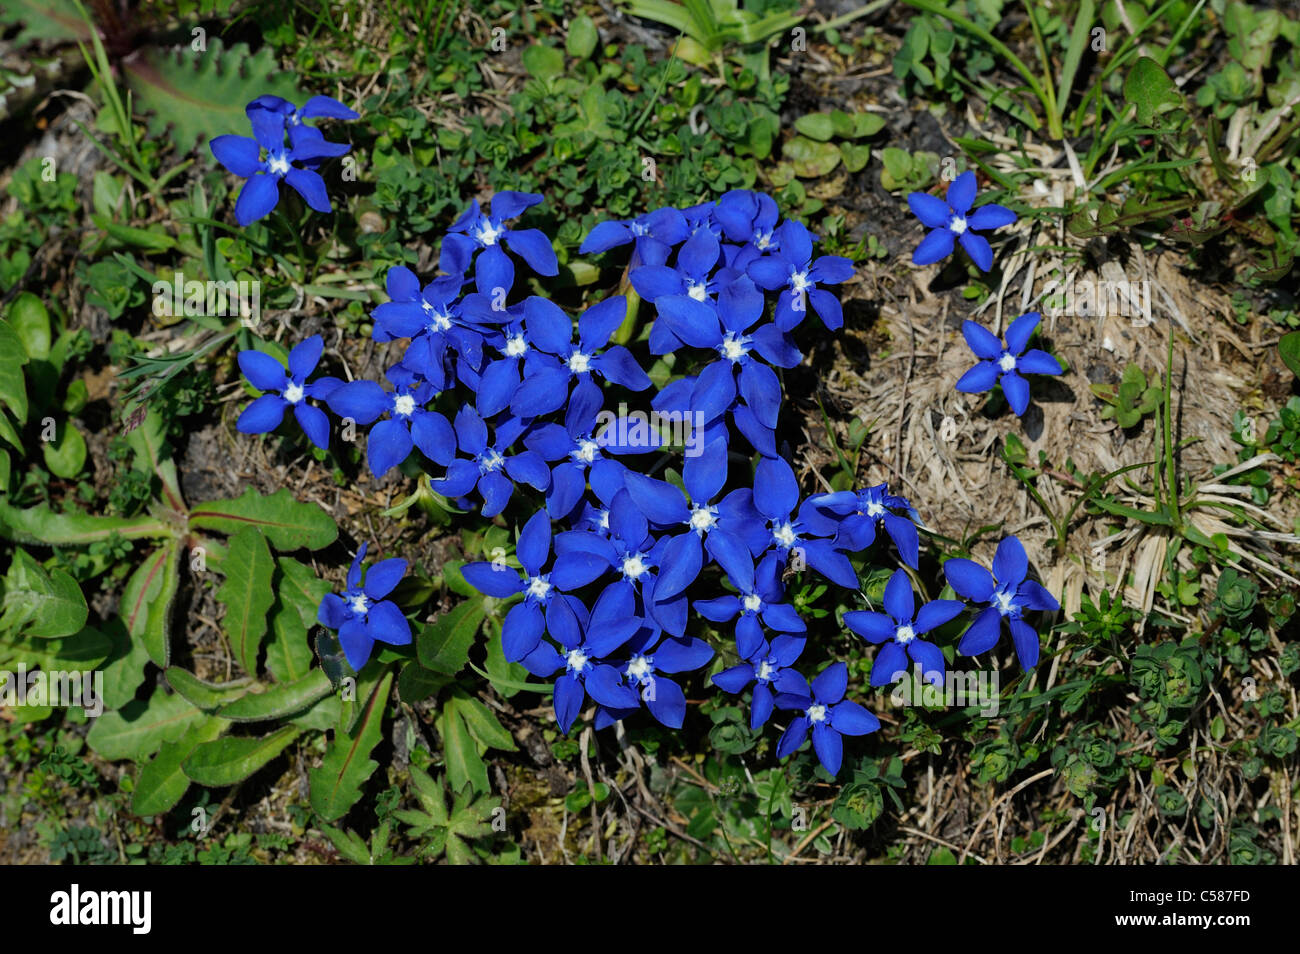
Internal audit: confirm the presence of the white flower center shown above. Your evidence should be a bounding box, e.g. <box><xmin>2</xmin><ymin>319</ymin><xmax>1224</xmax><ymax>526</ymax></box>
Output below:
<box><xmin>789</xmin><ymin>270</ymin><xmax>813</xmax><ymax>294</ymax></box>
<box><xmin>349</xmin><ymin>594</ymin><xmax>370</xmax><ymax>615</ymax></box>
<box><xmin>504</xmin><ymin>335</ymin><xmax>528</xmax><ymax>357</ymax></box>
<box><xmin>756</xmin><ymin>660</ymin><xmax>774</xmax><ymax>681</ymax></box>
<box><xmin>475</xmin><ymin>219</ymin><xmax>503</xmax><ymax>246</ymax></box>
<box><xmin>998</xmin><ymin>352</ymin><xmax>1017</xmax><ymax>373</ymax></box>
<box><xmin>627</xmin><ymin>655</ymin><xmax>653</xmax><ymax>681</ymax></box>
<box><xmin>687</xmin><ymin>280</ymin><xmax>709</xmax><ymax>302</ymax></box>
<box><xmin>895</xmin><ymin>624</ymin><xmax>916</xmax><ymax>644</ymax></box>
<box><xmin>994</xmin><ymin>590</ymin><xmax>1017</xmax><ymax>616</ymax></box>
<box><xmin>597</xmin><ymin>509</ymin><xmax>610</xmax><ymax>531</ymax></box>
<box><xmin>630</xmin><ymin>221</ymin><xmax>649</xmax><ymax>237</ymax></box>
<box><xmin>949</xmin><ymin>215</ymin><xmax>968</xmax><ymax>235</ymax></box>
<box><xmin>719</xmin><ymin>334</ymin><xmax>749</xmax><ymax>363</ymax></box>
<box><xmin>688</xmin><ymin>506</ymin><xmax>717</xmax><ymax>534</ymax></box>
<box><xmin>479</xmin><ymin>449</ymin><xmax>505</xmax><ymax>473</ymax></box>
<box><xmin>393</xmin><ymin>394</ymin><xmax>416</xmax><ymax>417</ymax></box>
<box><xmin>566</xmin><ymin>648</ymin><xmax>589</xmax><ymax>673</ymax></box>
<box><xmin>572</xmin><ymin>439</ymin><xmax>599</xmax><ymax>465</ymax></box>
<box><xmin>772</xmin><ymin>522</ymin><xmax>797</xmax><ymax>548</ymax></box>
<box><xmin>267</xmin><ymin>153</ymin><xmax>291</xmax><ymax>176</ymax></box>
<box><xmin>567</xmin><ymin>351</ymin><xmax>592</xmax><ymax>374</ymax></box>
<box><xmin>427</xmin><ymin>310</ymin><xmax>452</xmax><ymax>333</ymax></box>
<box><xmin>742</xmin><ymin>593</ymin><xmax>763</xmax><ymax>614</ymax></box>
<box><xmin>526</xmin><ymin>576</ymin><xmax>552</xmax><ymax>601</ymax></box>
<box><xmin>621</xmin><ymin>553</ymin><xmax>649</xmax><ymax>580</ymax></box>
<box><xmin>864</xmin><ymin>500</ymin><xmax>885</xmax><ymax>518</ymax></box>
<box><xmin>754</xmin><ymin>231</ymin><xmax>773</xmax><ymax>250</ymax></box>
<box><xmin>807</xmin><ymin>703</ymin><xmax>828</xmax><ymax>724</ymax></box>
<box><xmin>282</xmin><ymin>381</ymin><xmax>304</xmax><ymax>405</ymax></box>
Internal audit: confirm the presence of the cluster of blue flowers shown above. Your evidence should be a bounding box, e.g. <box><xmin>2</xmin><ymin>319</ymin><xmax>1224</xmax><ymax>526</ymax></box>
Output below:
<box><xmin>220</xmin><ymin>98</ymin><xmax>1061</xmax><ymax>778</ymax></box>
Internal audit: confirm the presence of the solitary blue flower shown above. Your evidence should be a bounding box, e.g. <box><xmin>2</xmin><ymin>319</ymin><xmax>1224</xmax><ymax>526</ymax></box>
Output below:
<box><xmin>440</xmin><ymin>192</ymin><xmax>558</xmax><ymax>286</ymax></box>
<box><xmin>774</xmin><ymin>662</ymin><xmax>880</xmax><ymax>776</ymax></box>
<box><xmin>712</xmin><ymin>632</ymin><xmax>808</xmax><ymax>730</ymax></box>
<box><xmin>809</xmin><ymin>483</ymin><xmax>922</xmax><ymax>568</ymax></box>
<box><xmin>955</xmin><ymin>313</ymin><xmax>1062</xmax><ymax>416</ymax></box>
<box><xmin>579</xmin><ymin>207</ymin><xmax>689</xmax><ymax>267</ymax></box>
<box><xmin>943</xmin><ymin>535</ymin><xmax>1060</xmax><ymax>669</ymax></box>
<box><xmin>210</xmin><ymin>102</ymin><xmax>349</xmax><ymax>226</ymax></box>
<box><xmin>430</xmin><ymin>408</ymin><xmax>550</xmax><ymax>517</ymax></box>
<box><xmin>517</xmin><ymin>584</ymin><xmax>644</xmax><ymax>733</ymax></box>
<box><xmin>325</xmin><ymin>370</ymin><xmax>456</xmax><ymax>477</ymax></box>
<box><xmin>462</xmin><ymin>509</ymin><xmax>611</xmax><ymax>662</ymax></box>
<box><xmin>908</xmin><ymin>170</ymin><xmax>1016</xmax><ymax>272</ymax></box>
<box><xmin>746</xmin><ymin>220</ymin><xmax>853</xmax><ymax>331</ymax></box>
<box><xmin>317</xmin><ymin>544</ymin><xmax>411</xmax><ymax>670</ymax></box>
<box><xmin>236</xmin><ymin>335</ymin><xmax>340</xmax><ymax>450</ymax></box>
<box><xmin>843</xmin><ymin>568</ymin><xmax>964</xmax><ymax>687</ymax></box>
<box><xmin>591</xmin><ymin>622</ymin><xmax>715</xmax><ymax>730</ymax></box>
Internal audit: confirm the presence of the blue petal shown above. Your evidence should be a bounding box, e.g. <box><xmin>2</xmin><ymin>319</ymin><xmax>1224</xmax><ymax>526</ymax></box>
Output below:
<box><xmin>285</xmin><ymin>168</ymin><xmax>331</xmax><ymax>213</ymax></box>
<box><xmin>882</xmin><ymin>568</ymin><xmax>914</xmax><ymax>623</ymax></box>
<box><xmin>367</xmin><ymin>418</ymin><xmax>412</xmax><ymax>477</ymax></box>
<box><xmin>830</xmin><ymin>700</ymin><xmax>879</xmax><ymax>736</ymax></box>
<box><xmin>811</xmin><ymin>661</ymin><xmax>848</xmax><ymax>704</ymax></box>
<box><xmin>327</xmin><ymin>380</ymin><xmax>390</xmax><ymax>424</ymax></box>
<box><xmin>914</xmin><ymin>598</ymin><xmax>965</xmax><ymax>634</ymax></box>
<box><xmin>946</xmin><ymin>170</ymin><xmax>977</xmax><ymax>213</ymax></box>
<box><xmin>462</xmin><ymin>562</ymin><xmax>524</xmax><ymax>598</ymax></box>
<box><xmin>944</xmin><ymin>558</ymin><xmax>995</xmax><ymax>602</ymax></box>
<box><xmin>959</xmin><ymin>230</ymin><xmax>993</xmax><ymax>272</ymax></box>
<box><xmin>237</xmin><ymin>394</ymin><xmax>287</xmax><ymax>434</ymax></box>
<box><xmin>958</xmin><ymin>606</ymin><xmax>1003</xmax><ymax>656</ymax></box>
<box><xmin>993</xmin><ymin>536</ymin><xmax>1029</xmax><ymax>585</ymax></box>
<box><xmin>367</xmin><ymin>599</ymin><xmax>412</xmax><ymax>646</ymax></box>
<box><xmin>553</xmin><ymin>674</ymin><xmax>585</xmax><ymax>734</ymax></box>
<box><xmin>753</xmin><ymin>455</ymin><xmax>798</xmax><ymax>520</ymax></box>
<box><xmin>1004</xmin><ymin>312</ymin><xmax>1041</xmax><ymax>355</ymax></box>
<box><xmin>234</xmin><ymin>173</ymin><xmax>282</xmax><ymax>226</ymax></box>
<box><xmin>843</xmin><ymin>610</ymin><xmax>894</xmax><ymax>644</ymax></box>
<box><xmin>210</xmin><ymin>134</ymin><xmax>263</xmax><ymax>177</ymax></box>
<box><xmin>908</xmin><ymin>191</ymin><xmax>951</xmax><ymax>228</ymax></box>
<box><xmin>912</xmin><ymin>227</ymin><xmax>955</xmax><ymax>265</ymax></box>
<box><xmin>956</xmin><ymin>360</ymin><xmax>999</xmax><ymax>394</ymax></box>
<box><xmin>962</xmin><ymin>320</ymin><xmax>1004</xmax><ymax>360</ymax></box>
<box><xmin>1001</xmin><ymin>371</ymin><xmax>1031</xmax><ymax>416</ymax></box>
<box><xmin>293</xmin><ymin>402</ymin><xmax>329</xmax><ymax>449</ymax></box>
<box><xmin>812</xmin><ymin>723</ymin><xmax>843</xmax><ymax>776</ymax></box>
<box><xmin>1009</xmin><ymin>619</ymin><xmax>1041</xmax><ymax>668</ymax></box>
<box><xmin>505</xmin><ymin>227</ymin><xmax>558</xmax><ymax>276</ymax></box>
<box><xmin>502</xmin><ymin>602</ymin><xmax>545</xmax><ymax>661</ymax></box>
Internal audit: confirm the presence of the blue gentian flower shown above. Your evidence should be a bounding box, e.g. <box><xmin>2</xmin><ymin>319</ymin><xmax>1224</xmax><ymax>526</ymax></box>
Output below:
<box><xmin>907</xmin><ymin>170</ymin><xmax>1016</xmax><ymax>272</ymax></box>
<box><xmin>943</xmin><ymin>535</ymin><xmax>1060</xmax><ymax>669</ymax></box>
<box><xmin>430</xmin><ymin>408</ymin><xmax>550</xmax><ymax>517</ymax></box>
<box><xmin>955</xmin><ymin>313</ymin><xmax>1063</xmax><ymax>416</ymax></box>
<box><xmin>462</xmin><ymin>509</ymin><xmax>611</xmax><ymax>662</ymax></box>
<box><xmin>517</xmin><ymin>584</ymin><xmax>644</xmax><ymax>733</ymax></box>
<box><xmin>591</xmin><ymin>622</ymin><xmax>715</xmax><ymax>730</ymax></box>
<box><xmin>654</xmin><ymin>276</ymin><xmax>801</xmax><ymax>437</ymax></box>
<box><xmin>809</xmin><ymin>483</ymin><xmax>923</xmax><ymax>568</ymax></box>
<box><xmin>513</xmin><ymin>295</ymin><xmax>650</xmax><ymax>423</ymax></box>
<box><xmin>620</xmin><ymin>435</ymin><xmax>760</xmax><ymax>602</ymax></box>
<box><xmin>317</xmin><ymin>543</ymin><xmax>411</xmax><ymax>670</ymax></box>
<box><xmin>325</xmin><ymin>370</ymin><xmax>456</xmax><ymax>477</ymax></box>
<box><xmin>696</xmin><ymin>550</ymin><xmax>807</xmax><ymax>654</ymax></box>
<box><xmin>774</xmin><ymin>661</ymin><xmax>880</xmax><ymax>776</ymax></box>
<box><xmin>236</xmin><ymin>335</ymin><xmax>340</xmax><ymax>450</ymax></box>
<box><xmin>371</xmin><ymin>269</ymin><xmax>481</xmax><ymax>390</ymax></box>
<box><xmin>440</xmin><ymin>192</ymin><xmax>558</xmax><ymax>285</ymax></box>
<box><xmin>714</xmin><ymin>189</ymin><xmax>782</xmax><ymax>254</ymax></box>
<box><xmin>525</xmin><ymin>403</ymin><xmax>652</xmax><ymax>520</ymax></box>
<box><xmin>746</xmin><ymin>220</ymin><xmax>854</xmax><ymax>331</ymax></box>
<box><xmin>843</xmin><ymin>568</ymin><xmax>964</xmax><ymax>687</ymax></box>
<box><xmin>712</xmin><ymin>633</ymin><xmax>808</xmax><ymax>730</ymax></box>
<box><xmin>210</xmin><ymin>103</ymin><xmax>350</xmax><ymax>226</ymax></box>
<box><xmin>751</xmin><ymin>456</ymin><xmax>859</xmax><ymax>589</ymax></box>
<box><xmin>578</xmin><ymin>207</ymin><xmax>689</xmax><ymax>267</ymax></box>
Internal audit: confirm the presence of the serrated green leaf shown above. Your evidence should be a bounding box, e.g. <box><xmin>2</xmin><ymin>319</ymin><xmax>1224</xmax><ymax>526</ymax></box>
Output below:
<box><xmin>0</xmin><ymin>547</ymin><xmax>87</xmax><ymax>639</ymax></box>
<box><xmin>309</xmin><ymin>671</ymin><xmax>393</xmax><ymax>821</ymax></box>
<box><xmin>125</xmin><ymin>405</ymin><xmax>184</xmax><ymax>511</ymax></box>
<box><xmin>0</xmin><ymin>319</ymin><xmax>30</xmax><ymax>425</ymax></box>
<box><xmin>439</xmin><ymin>700</ymin><xmax>488</xmax><ymax>796</ymax></box>
<box><xmin>449</xmin><ymin>689</ymin><xmax>516</xmax><ymax>752</ymax></box>
<box><xmin>131</xmin><ymin>716</ymin><xmax>226</xmax><ymax>816</ymax></box>
<box><xmin>0</xmin><ymin>498</ymin><xmax>172</xmax><ymax>546</ymax></box>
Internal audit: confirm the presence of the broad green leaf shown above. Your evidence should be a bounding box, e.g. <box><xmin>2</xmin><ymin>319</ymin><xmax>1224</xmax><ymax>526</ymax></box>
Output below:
<box><xmin>216</xmin><ymin>669</ymin><xmax>332</xmax><ymax>722</ymax></box>
<box><xmin>189</xmin><ymin>486</ymin><xmax>338</xmax><ymax>551</ymax></box>
<box><xmin>120</xmin><ymin>541</ymin><xmax>181</xmax><ymax>667</ymax></box>
<box><xmin>182</xmin><ymin>725</ymin><xmax>300</xmax><ymax>787</ymax></box>
<box><xmin>87</xmin><ymin>688</ymin><xmax>205</xmax><ymax>761</ymax></box>
<box><xmin>0</xmin><ymin>498</ymin><xmax>171</xmax><ymax>546</ymax></box>
<box><xmin>397</xmin><ymin>661</ymin><xmax>449</xmax><ymax>704</ymax></box>
<box><xmin>417</xmin><ymin>599</ymin><xmax>486</xmax><ymax>675</ymax></box>
<box><xmin>265</xmin><ymin>595</ymin><xmax>316</xmax><ymax>685</ymax></box>
<box><xmin>164</xmin><ymin>668</ymin><xmax>254</xmax><ymax>711</ymax></box>
<box><xmin>309</xmin><ymin>671</ymin><xmax>393</xmax><ymax>821</ymax></box>
<box><xmin>449</xmin><ymin>689</ymin><xmax>516</xmax><ymax>752</ymax></box>
<box><xmin>0</xmin><ymin>547</ymin><xmax>87</xmax><ymax>639</ymax></box>
<box><xmin>0</xmin><ymin>319</ymin><xmax>29</xmax><ymax>425</ymax></box>
<box><xmin>89</xmin><ymin>214</ymin><xmax>176</xmax><ymax>252</ymax></box>
<box><xmin>98</xmin><ymin>618</ymin><xmax>151</xmax><ymax>710</ymax></box>
<box><xmin>125</xmin><ymin>405</ymin><xmax>184</xmax><ymax>511</ymax></box>
<box><xmin>7</xmin><ymin>626</ymin><xmax>111</xmax><ymax>672</ymax></box>
<box><xmin>785</xmin><ymin>135</ymin><xmax>841</xmax><ymax>178</ymax></box>
<box><xmin>566</xmin><ymin>14</ymin><xmax>599</xmax><ymax>59</ymax></box>
<box><xmin>5</xmin><ymin>292</ymin><xmax>50</xmax><ymax>360</ymax></box>
<box><xmin>1280</xmin><ymin>331</ymin><xmax>1300</xmax><ymax>378</ymax></box>
<box><xmin>0</xmin><ymin>0</ymin><xmax>90</xmax><ymax>43</ymax></box>
<box><xmin>41</xmin><ymin>419</ymin><xmax>87</xmax><ymax>478</ymax></box>
<box><xmin>216</xmin><ymin>528</ymin><xmax>276</xmax><ymax>675</ymax></box>
<box><xmin>840</xmin><ymin>142</ymin><xmax>871</xmax><ymax>173</ymax></box>
<box><xmin>794</xmin><ymin>113</ymin><xmax>835</xmax><ymax>141</ymax></box>
<box><xmin>439</xmin><ymin>701</ymin><xmax>488</xmax><ymax>796</ymax></box>
<box><xmin>131</xmin><ymin>716</ymin><xmax>226</xmax><ymax>816</ymax></box>
<box><xmin>1124</xmin><ymin>56</ymin><xmax>1185</xmax><ymax>127</ymax></box>
<box><xmin>522</xmin><ymin>43</ymin><xmax>565</xmax><ymax>82</ymax></box>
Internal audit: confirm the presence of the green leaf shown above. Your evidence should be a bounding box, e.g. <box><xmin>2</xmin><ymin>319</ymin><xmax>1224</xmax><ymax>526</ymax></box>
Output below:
<box><xmin>785</xmin><ymin>135</ymin><xmax>841</xmax><ymax>178</ymax></box>
<box><xmin>0</xmin><ymin>498</ymin><xmax>171</xmax><ymax>547</ymax></box>
<box><xmin>566</xmin><ymin>14</ymin><xmax>599</xmax><ymax>59</ymax></box>
<box><xmin>5</xmin><ymin>292</ymin><xmax>50</xmax><ymax>361</ymax></box>
<box><xmin>397</xmin><ymin>661</ymin><xmax>450</xmax><ymax>704</ymax></box>
<box><xmin>164</xmin><ymin>668</ymin><xmax>254</xmax><ymax>711</ymax></box>
<box><xmin>309</xmin><ymin>671</ymin><xmax>393</xmax><ymax>822</ymax></box>
<box><xmin>123</xmin><ymin>38</ymin><xmax>302</xmax><ymax>155</ymax></box>
<box><xmin>182</xmin><ymin>725</ymin><xmax>300</xmax><ymax>787</ymax></box>
<box><xmin>448</xmin><ymin>688</ymin><xmax>516</xmax><ymax>752</ymax></box>
<box><xmin>120</xmin><ymin>541</ymin><xmax>181</xmax><ymax>667</ymax></box>
<box><xmin>131</xmin><ymin>717</ymin><xmax>226</xmax><ymax>816</ymax></box>
<box><xmin>0</xmin><ymin>547</ymin><xmax>88</xmax><ymax>639</ymax></box>
<box><xmin>189</xmin><ymin>486</ymin><xmax>338</xmax><ymax>551</ymax></box>
<box><xmin>0</xmin><ymin>0</ymin><xmax>90</xmax><ymax>43</ymax></box>
<box><xmin>522</xmin><ymin>43</ymin><xmax>565</xmax><ymax>82</ymax></box>
<box><xmin>89</xmin><ymin>214</ymin><xmax>176</xmax><ymax>252</ymax></box>
<box><xmin>794</xmin><ymin>113</ymin><xmax>835</xmax><ymax>141</ymax></box>
<box><xmin>216</xmin><ymin>669</ymin><xmax>332</xmax><ymax>722</ymax></box>
<box><xmin>125</xmin><ymin>405</ymin><xmax>184</xmax><ymax>511</ymax></box>
<box><xmin>0</xmin><ymin>319</ymin><xmax>30</xmax><ymax>425</ymax></box>
<box><xmin>1279</xmin><ymin>331</ymin><xmax>1300</xmax><ymax>378</ymax></box>
<box><xmin>417</xmin><ymin>599</ymin><xmax>486</xmax><ymax>675</ymax></box>
<box><xmin>215</xmin><ymin>528</ymin><xmax>276</xmax><ymax>675</ymax></box>
<box><xmin>840</xmin><ymin>142</ymin><xmax>872</xmax><ymax>173</ymax></box>
<box><xmin>98</xmin><ymin>619</ymin><xmax>151</xmax><ymax>710</ymax></box>
<box><xmin>1123</xmin><ymin>56</ymin><xmax>1185</xmax><ymax>127</ymax></box>
<box><xmin>440</xmin><ymin>697</ymin><xmax>488</xmax><ymax>796</ymax></box>
<box><xmin>87</xmin><ymin>688</ymin><xmax>206</xmax><ymax>761</ymax></box>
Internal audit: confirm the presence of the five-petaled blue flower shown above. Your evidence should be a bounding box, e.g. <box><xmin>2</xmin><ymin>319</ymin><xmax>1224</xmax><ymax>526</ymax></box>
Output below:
<box><xmin>955</xmin><ymin>312</ymin><xmax>1063</xmax><ymax>416</ymax></box>
<box><xmin>441</xmin><ymin>191</ymin><xmax>558</xmax><ymax>286</ymax></box>
<box><xmin>236</xmin><ymin>335</ymin><xmax>341</xmax><ymax>450</ymax></box>
<box><xmin>943</xmin><ymin>535</ymin><xmax>1060</xmax><ymax>669</ymax></box>
<box><xmin>317</xmin><ymin>543</ymin><xmax>412</xmax><ymax>670</ymax></box>
<box><xmin>774</xmin><ymin>661</ymin><xmax>880</xmax><ymax>776</ymax></box>
<box><xmin>908</xmin><ymin>170</ymin><xmax>1016</xmax><ymax>272</ymax></box>
<box><xmin>713</xmin><ymin>632</ymin><xmax>808</xmax><ymax>730</ymax></box>
<box><xmin>746</xmin><ymin>220</ymin><xmax>854</xmax><ymax>331</ymax></box>
<box><xmin>809</xmin><ymin>483</ymin><xmax>922</xmax><ymax>569</ymax></box>
<box><xmin>843</xmin><ymin>568</ymin><xmax>964</xmax><ymax>687</ymax></box>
